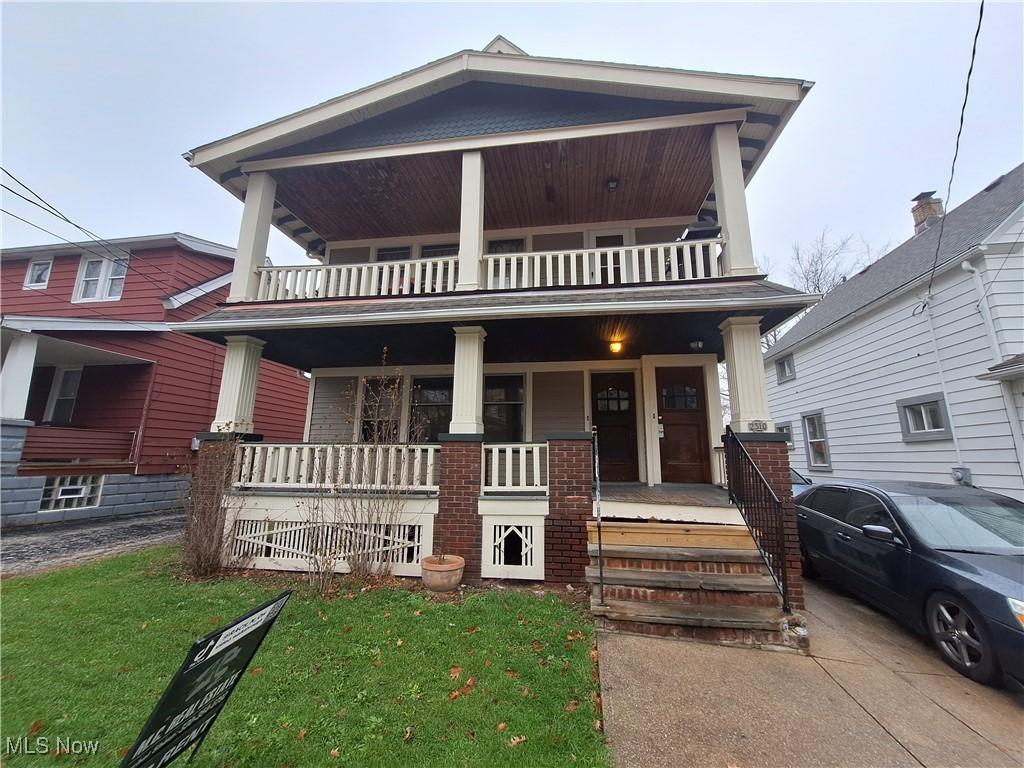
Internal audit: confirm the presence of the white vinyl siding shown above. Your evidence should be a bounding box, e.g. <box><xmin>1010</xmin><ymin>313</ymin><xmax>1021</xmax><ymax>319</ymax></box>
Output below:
<box><xmin>767</xmin><ymin>258</ymin><xmax>1024</xmax><ymax>500</ymax></box>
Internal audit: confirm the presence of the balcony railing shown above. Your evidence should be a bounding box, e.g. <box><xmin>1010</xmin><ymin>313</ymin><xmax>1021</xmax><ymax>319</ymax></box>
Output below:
<box><xmin>251</xmin><ymin>238</ymin><xmax>723</xmax><ymax>302</ymax></box>
<box><xmin>21</xmin><ymin>426</ymin><xmax>136</xmax><ymax>463</ymax></box>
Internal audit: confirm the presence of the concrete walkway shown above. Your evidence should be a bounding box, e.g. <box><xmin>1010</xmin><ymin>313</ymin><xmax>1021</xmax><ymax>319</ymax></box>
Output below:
<box><xmin>1</xmin><ymin>511</ymin><xmax>184</xmax><ymax>576</ymax></box>
<box><xmin>598</xmin><ymin>580</ymin><xmax>1023</xmax><ymax>768</ymax></box>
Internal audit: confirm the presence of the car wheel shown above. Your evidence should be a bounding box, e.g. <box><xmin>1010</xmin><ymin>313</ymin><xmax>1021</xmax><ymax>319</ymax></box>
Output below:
<box><xmin>925</xmin><ymin>592</ymin><xmax>1000</xmax><ymax>685</ymax></box>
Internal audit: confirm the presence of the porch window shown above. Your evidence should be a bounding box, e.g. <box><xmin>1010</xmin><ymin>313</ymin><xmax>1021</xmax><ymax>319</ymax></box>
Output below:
<box><xmin>484</xmin><ymin>375</ymin><xmax>524</xmax><ymax>442</ymax></box>
<box><xmin>375</xmin><ymin>246</ymin><xmax>412</xmax><ymax>262</ymax></box>
<box><xmin>74</xmin><ymin>256</ymin><xmax>127</xmax><ymax>302</ymax></box>
<box><xmin>802</xmin><ymin>411</ymin><xmax>831</xmax><ymax>470</ymax></box>
<box><xmin>359</xmin><ymin>377</ymin><xmax>402</xmax><ymax>442</ymax></box>
<box><xmin>486</xmin><ymin>238</ymin><xmax>526</xmax><ymax>254</ymax></box>
<box><xmin>24</xmin><ymin>258</ymin><xmax>52</xmax><ymax>289</ymax></box>
<box><xmin>420</xmin><ymin>243</ymin><xmax>459</xmax><ymax>259</ymax></box>
<box><xmin>410</xmin><ymin>377</ymin><xmax>454</xmax><ymax>442</ymax></box>
<box><xmin>896</xmin><ymin>394</ymin><xmax>951</xmax><ymax>442</ymax></box>
<box><xmin>46</xmin><ymin>367</ymin><xmax>82</xmax><ymax>426</ymax></box>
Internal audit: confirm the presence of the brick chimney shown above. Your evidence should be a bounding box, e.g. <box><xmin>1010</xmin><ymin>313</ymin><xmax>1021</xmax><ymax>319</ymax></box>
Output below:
<box><xmin>911</xmin><ymin>191</ymin><xmax>944</xmax><ymax>234</ymax></box>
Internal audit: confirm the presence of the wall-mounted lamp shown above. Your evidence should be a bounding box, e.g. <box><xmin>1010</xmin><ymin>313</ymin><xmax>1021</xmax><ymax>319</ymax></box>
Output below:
<box><xmin>605</xmin><ymin>177</ymin><xmax>620</xmax><ymax>192</ymax></box>
<box><xmin>609</xmin><ymin>341</ymin><xmax>624</xmax><ymax>354</ymax></box>
<box><xmin>689</xmin><ymin>341</ymin><xmax>704</xmax><ymax>351</ymax></box>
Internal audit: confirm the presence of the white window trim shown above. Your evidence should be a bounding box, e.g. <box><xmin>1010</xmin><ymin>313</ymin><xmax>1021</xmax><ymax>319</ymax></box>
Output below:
<box><xmin>23</xmin><ymin>257</ymin><xmax>53</xmax><ymax>290</ymax></box>
<box><xmin>801</xmin><ymin>410</ymin><xmax>832</xmax><ymax>471</ymax></box>
<box><xmin>72</xmin><ymin>255</ymin><xmax>128</xmax><ymax>303</ymax></box>
<box><xmin>44</xmin><ymin>366</ymin><xmax>83</xmax><ymax>424</ymax></box>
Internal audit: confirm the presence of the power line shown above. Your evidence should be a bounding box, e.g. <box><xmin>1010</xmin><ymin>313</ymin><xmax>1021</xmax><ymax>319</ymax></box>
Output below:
<box><xmin>923</xmin><ymin>0</ymin><xmax>985</xmax><ymax>300</ymax></box>
<box><xmin>976</xmin><ymin>226</ymin><xmax>1024</xmax><ymax>305</ymax></box>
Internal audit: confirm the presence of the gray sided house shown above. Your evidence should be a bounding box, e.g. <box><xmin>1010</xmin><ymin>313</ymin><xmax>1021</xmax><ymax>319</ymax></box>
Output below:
<box><xmin>765</xmin><ymin>164</ymin><xmax>1024</xmax><ymax>500</ymax></box>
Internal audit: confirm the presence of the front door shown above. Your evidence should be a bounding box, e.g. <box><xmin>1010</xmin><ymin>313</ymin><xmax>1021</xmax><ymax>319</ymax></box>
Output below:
<box><xmin>591</xmin><ymin>372</ymin><xmax>639</xmax><ymax>482</ymax></box>
<box><xmin>656</xmin><ymin>367</ymin><xmax>710</xmax><ymax>483</ymax></box>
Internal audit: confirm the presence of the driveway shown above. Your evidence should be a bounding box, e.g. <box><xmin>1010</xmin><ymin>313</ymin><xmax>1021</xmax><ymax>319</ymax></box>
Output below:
<box><xmin>1</xmin><ymin>511</ymin><xmax>184</xmax><ymax>576</ymax></box>
<box><xmin>598</xmin><ymin>580</ymin><xmax>1023</xmax><ymax>768</ymax></box>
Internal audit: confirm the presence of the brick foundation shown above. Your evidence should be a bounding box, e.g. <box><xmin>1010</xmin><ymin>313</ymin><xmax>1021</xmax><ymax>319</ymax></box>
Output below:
<box><xmin>436</xmin><ymin>437</ymin><xmax>483</xmax><ymax>583</ymax></box>
<box><xmin>739</xmin><ymin>438</ymin><xmax>805</xmax><ymax>611</ymax></box>
<box><xmin>545</xmin><ymin>435</ymin><xmax>593</xmax><ymax>583</ymax></box>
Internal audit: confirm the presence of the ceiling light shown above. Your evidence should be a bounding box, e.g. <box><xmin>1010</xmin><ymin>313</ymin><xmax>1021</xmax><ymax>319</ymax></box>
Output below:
<box><xmin>609</xmin><ymin>341</ymin><xmax>623</xmax><ymax>354</ymax></box>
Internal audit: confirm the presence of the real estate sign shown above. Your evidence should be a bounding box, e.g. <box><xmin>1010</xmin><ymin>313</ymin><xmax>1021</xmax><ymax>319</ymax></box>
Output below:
<box><xmin>120</xmin><ymin>591</ymin><xmax>291</xmax><ymax>768</ymax></box>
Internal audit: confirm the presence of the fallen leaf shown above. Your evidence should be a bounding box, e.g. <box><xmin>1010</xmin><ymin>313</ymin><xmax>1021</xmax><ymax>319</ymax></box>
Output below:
<box><xmin>564</xmin><ymin>642</ymin><xmax>574</xmax><ymax>650</ymax></box>
<box><xmin>383</xmin><ymin>612</ymin><xmax>392</xmax><ymax>619</ymax></box>
<box><xmin>463</xmin><ymin>626</ymin><xmax>480</xmax><ymax>635</ymax></box>
<box><xmin>343</xmin><ymin>626</ymin><xmax>352</xmax><ymax>633</ymax></box>
<box><xmin>594</xmin><ymin>719</ymin><xmax>603</xmax><ymax>732</ymax></box>
<box><xmin>312</xmin><ymin>664</ymin><xmax>321</xmax><ymax>675</ymax></box>
<box><xmin>330</xmin><ymin>748</ymin><xmax>340</xmax><ymax>758</ymax></box>
<box><xmin>484</xmin><ymin>658</ymin><xmax>493</xmax><ymax>667</ymax></box>
<box><xmin>531</xmin><ymin>640</ymin><xmax>544</xmax><ymax>652</ymax></box>
<box><xmin>562</xmin><ymin>660</ymin><xmax>570</xmax><ymax>673</ymax></box>
<box><xmin>496</xmin><ymin>722</ymin><xmax>508</xmax><ymax>732</ymax></box>
<box><xmin>395</xmin><ymin>695</ymin><xmax>405</xmax><ymax>704</ymax></box>
<box><xmin>140</xmin><ymin>622</ymin><xmax>148</xmax><ymax>631</ymax></box>
<box><xmin>403</xmin><ymin>725</ymin><xmax>415</xmax><ymax>742</ymax></box>
<box><xmin>286</xmin><ymin>646</ymin><xmax>295</xmax><ymax>654</ymax></box>
<box><xmin>396</xmin><ymin>639</ymin><xmax>404</xmax><ymax>647</ymax></box>
<box><xmin>449</xmin><ymin>666</ymin><xmax>463</xmax><ymax>681</ymax></box>
<box><xmin>567</xmin><ymin>630</ymin><xmax>584</xmax><ymax>641</ymax></box>
<box><xmin>504</xmin><ymin>669</ymin><xmax>519</xmax><ymax>679</ymax></box>
<box><xmin>116</xmin><ymin>747</ymin><xmax>129</xmax><ymax>758</ymax></box>
<box><xmin>27</xmin><ymin>720</ymin><xmax>45</xmax><ymax>737</ymax></box>
<box><xmin>565</xmin><ymin>700</ymin><xmax>578</xmax><ymax>713</ymax></box>
<box><xmin>589</xmin><ymin>648</ymin><xmax>599</xmax><ymax>663</ymax></box>
<box><xmin>448</xmin><ymin>676</ymin><xmax>476</xmax><ymax>701</ymax></box>
<box><xmin>589</xmin><ymin>690</ymin><xmax>603</xmax><ymax>713</ymax></box>
<box><xmin>250</xmin><ymin>666</ymin><xmax>263</xmax><ymax>677</ymax></box>
<box><xmin>118</xmin><ymin>666</ymin><xmax>131</xmax><ymax>674</ymax></box>
<box><xmin>467</xmin><ymin>731</ymin><xmax>476</xmax><ymax>740</ymax></box>
<box><xmin>508</xmin><ymin>735</ymin><xmax>528</xmax><ymax>748</ymax></box>
<box><xmin>414</xmin><ymin>609</ymin><xmax>423</xmax><ymax>617</ymax></box>
<box><xmin>521</xmin><ymin>686</ymin><xmax>531</xmax><ymax>697</ymax></box>
<box><xmin>296</xmin><ymin>728</ymin><xmax>307</xmax><ymax>742</ymax></box>
<box><xmin>537</xmin><ymin>658</ymin><xmax>548</xmax><ymax>667</ymax></box>
<box><xmin>371</xmin><ymin>659</ymin><xmax>381</xmax><ymax>667</ymax></box>
<box><xmin>281</xmin><ymin>722</ymin><xmax>290</xmax><ymax>729</ymax></box>
<box><xmin>336</xmin><ymin>708</ymin><xmax>348</xmax><ymax>717</ymax></box>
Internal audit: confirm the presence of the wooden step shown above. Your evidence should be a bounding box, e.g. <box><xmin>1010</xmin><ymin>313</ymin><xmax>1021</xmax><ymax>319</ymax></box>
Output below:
<box><xmin>585</xmin><ymin>566</ymin><xmax>778</xmax><ymax>593</ymax></box>
<box><xmin>587</xmin><ymin>521</ymin><xmax>756</xmax><ymax>550</ymax></box>
<box><xmin>590</xmin><ymin>598</ymin><xmax>783</xmax><ymax>631</ymax></box>
<box><xmin>587</xmin><ymin>543</ymin><xmax>765</xmax><ymax>564</ymax></box>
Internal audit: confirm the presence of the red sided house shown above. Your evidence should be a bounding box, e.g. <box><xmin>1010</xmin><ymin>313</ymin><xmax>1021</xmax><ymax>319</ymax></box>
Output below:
<box><xmin>181</xmin><ymin>38</ymin><xmax>818</xmax><ymax>646</ymax></box>
<box><xmin>0</xmin><ymin>233</ymin><xmax>309</xmax><ymax>527</ymax></box>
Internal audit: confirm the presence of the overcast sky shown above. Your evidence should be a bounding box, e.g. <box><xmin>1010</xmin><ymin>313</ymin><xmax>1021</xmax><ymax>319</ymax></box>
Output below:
<box><xmin>2</xmin><ymin>2</ymin><xmax>1022</xmax><ymax>280</ymax></box>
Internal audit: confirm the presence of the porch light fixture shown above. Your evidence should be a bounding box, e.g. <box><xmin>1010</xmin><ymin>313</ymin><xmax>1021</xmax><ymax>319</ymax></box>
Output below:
<box><xmin>605</xmin><ymin>177</ymin><xmax>619</xmax><ymax>192</ymax></box>
<box><xmin>609</xmin><ymin>341</ymin><xmax>623</xmax><ymax>354</ymax></box>
<box><xmin>689</xmin><ymin>341</ymin><xmax>704</xmax><ymax>351</ymax></box>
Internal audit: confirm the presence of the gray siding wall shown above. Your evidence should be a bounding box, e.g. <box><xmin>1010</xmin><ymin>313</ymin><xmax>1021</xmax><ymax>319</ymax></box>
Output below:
<box><xmin>532</xmin><ymin>371</ymin><xmax>586</xmax><ymax>438</ymax></box>
<box><xmin>309</xmin><ymin>376</ymin><xmax>358</xmax><ymax>442</ymax></box>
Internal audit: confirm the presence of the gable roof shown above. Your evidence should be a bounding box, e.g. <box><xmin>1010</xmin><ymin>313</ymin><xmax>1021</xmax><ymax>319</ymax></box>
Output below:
<box><xmin>0</xmin><ymin>232</ymin><xmax>235</xmax><ymax>262</ymax></box>
<box><xmin>767</xmin><ymin>163</ymin><xmax>1024</xmax><ymax>360</ymax></box>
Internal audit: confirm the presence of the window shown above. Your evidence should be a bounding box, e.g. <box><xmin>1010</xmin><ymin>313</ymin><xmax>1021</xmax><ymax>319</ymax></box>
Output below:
<box><xmin>846</xmin><ymin>490</ymin><xmax>895</xmax><ymax>530</ymax></box>
<box><xmin>483</xmin><ymin>375</ymin><xmax>524</xmax><ymax>442</ymax></box>
<box><xmin>804</xmin><ymin>487</ymin><xmax>848</xmax><ymax>521</ymax></box>
<box><xmin>776</xmin><ymin>355</ymin><xmax>796</xmax><ymax>383</ymax></box>
<box><xmin>896</xmin><ymin>394</ymin><xmax>952</xmax><ymax>442</ymax></box>
<box><xmin>24</xmin><ymin>258</ymin><xmax>52</xmax><ymax>289</ymax></box>
<box><xmin>597</xmin><ymin>387</ymin><xmax>632</xmax><ymax>413</ymax></box>
<box><xmin>410</xmin><ymin>377</ymin><xmax>454</xmax><ymax>442</ymax></box>
<box><xmin>802</xmin><ymin>411</ymin><xmax>831</xmax><ymax>469</ymax></box>
<box><xmin>74</xmin><ymin>257</ymin><xmax>127</xmax><ymax>301</ymax></box>
<box><xmin>486</xmin><ymin>238</ymin><xmax>525</xmax><ymax>254</ymax></box>
<box><xmin>420</xmin><ymin>243</ymin><xmax>459</xmax><ymax>259</ymax></box>
<box><xmin>39</xmin><ymin>475</ymin><xmax>103</xmax><ymax>511</ymax></box>
<box><xmin>660</xmin><ymin>383</ymin><xmax>698</xmax><ymax>410</ymax></box>
<box><xmin>777</xmin><ymin>422</ymin><xmax>794</xmax><ymax>448</ymax></box>
<box><xmin>375</xmin><ymin>246</ymin><xmax>412</xmax><ymax>262</ymax></box>
<box><xmin>359</xmin><ymin>377</ymin><xmax>402</xmax><ymax>442</ymax></box>
<box><xmin>45</xmin><ymin>367</ymin><xmax>82</xmax><ymax>426</ymax></box>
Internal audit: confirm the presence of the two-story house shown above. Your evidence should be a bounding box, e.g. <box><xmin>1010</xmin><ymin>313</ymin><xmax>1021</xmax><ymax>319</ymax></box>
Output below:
<box><xmin>0</xmin><ymin>233</ymin><xmax>310</xmax><ymax>526</ymax></box>
<box><xmin>765</xmin><ymin>165</ymin><xmax>1024</xmax><ymax>501</ymax></box>
<box><xmin>180</xmin><ymin>38</ymin><xmax>818</xmax><ymax>646</ymax></box>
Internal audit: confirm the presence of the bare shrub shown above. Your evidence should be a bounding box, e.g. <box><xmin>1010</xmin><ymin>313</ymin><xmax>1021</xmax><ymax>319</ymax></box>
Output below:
<box><xmin>182</xmin><ymin>437</ymin><xmax>240</xmax><ymax>578</ymax></box>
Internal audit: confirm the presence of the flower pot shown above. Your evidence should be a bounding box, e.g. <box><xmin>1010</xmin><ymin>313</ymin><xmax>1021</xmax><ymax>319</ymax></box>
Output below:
<box><xmin>420</xmin><ymin>554</ymin><xmax>465</xmax><ymax>592</ymax></box>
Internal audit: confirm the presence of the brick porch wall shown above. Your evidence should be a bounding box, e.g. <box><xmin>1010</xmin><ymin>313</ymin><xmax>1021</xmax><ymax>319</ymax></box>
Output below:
<box><xmin>437</xmin><ymin>436</ymin><xmax>483</xmax><ymax>583</ymax></box>
<box><xmin>545</xmin><ymin>435</ymin><xmax>593</xmax><ymax>583</ymax></box>
<box><xmin>740</xmin><ymin>438</ymin><xmax>805</xmax><ymax>611</ymax></box>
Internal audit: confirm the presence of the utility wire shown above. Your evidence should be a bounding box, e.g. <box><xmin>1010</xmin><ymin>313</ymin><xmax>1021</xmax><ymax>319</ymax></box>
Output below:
<box><xmin>923</xmin><ymin>0</ymin><xmax>985</xmax><ymax>300</ymax></box>
<box><xmin>975</xmin><ymin>225</ymin><xmax>1024</xmax><ymax>305</ymax></box>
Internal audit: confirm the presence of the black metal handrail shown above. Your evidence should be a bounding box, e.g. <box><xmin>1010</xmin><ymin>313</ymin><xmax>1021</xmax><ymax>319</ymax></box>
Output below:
<box><xmin>723</xmin><ymin>426</ymin><xmax>791</xmax><ymax>612</ymax></box>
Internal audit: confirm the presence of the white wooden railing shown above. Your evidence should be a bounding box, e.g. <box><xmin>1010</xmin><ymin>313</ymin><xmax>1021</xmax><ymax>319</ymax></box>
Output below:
<box><xmin>255</xmin><ymin>255</ymin><xmax>458</xmax><ymax>301</ymax></box>
<box><xmin>234</xmin><ymin>443</ymin><xmax>440</xmax><ymax>492</ymax></box>
<box><xmin>482</xmin><ymin>443</ymin><xmax>548</xmax><ymax>495</ymax></box>
<box><xmin>483</xmin><ymin>238</ymin><xmax>723</xmax><ymax>290</ymax></box>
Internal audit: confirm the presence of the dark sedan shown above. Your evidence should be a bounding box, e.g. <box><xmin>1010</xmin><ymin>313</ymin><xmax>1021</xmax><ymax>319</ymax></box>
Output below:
<box><xmin>794</xmin><ymin>480</ymin><xmax>1024</xmax><ymax>688</ymax></box>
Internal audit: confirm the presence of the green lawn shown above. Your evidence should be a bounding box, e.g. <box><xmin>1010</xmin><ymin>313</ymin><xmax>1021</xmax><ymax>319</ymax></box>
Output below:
<box><xmin>1</xmin><ymin>547</ymin><xmax>608</xmax><ymax>767</ymax></box>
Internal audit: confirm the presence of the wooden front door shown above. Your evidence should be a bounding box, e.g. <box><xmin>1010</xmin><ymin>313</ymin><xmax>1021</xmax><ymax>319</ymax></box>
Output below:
<box><xmin>591</xmin><ymin>372</ymin><xmax>639</xmax><ymax>482</ymax></box>
<box><xmin>656</xmin><ymin>367</ymin><xmax>710</xmax><ymax>483</ymax></box>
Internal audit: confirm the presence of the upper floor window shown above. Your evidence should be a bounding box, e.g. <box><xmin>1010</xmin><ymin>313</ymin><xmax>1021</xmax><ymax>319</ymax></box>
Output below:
<box><xmin>802</xmin><ymin>411</ymin><xmax>831</xmax><ymax>470</ymax></box>
<box><xmin>74</xmin><ymin>257</ymin><xmax>127</xmax><ymax>302</ymax></box>
<box><xmin>375</xmin><ymin>246</ymin><xmax>412</xmax><ymax>262</ymax></box>
<box><xmin>487</xmin><ymin>238</ymin><xmax>526</xmax><ymax>254</ymax></box>
<box><xmin>896</xmin><ymin>394</ymin><xmax>952</xmax><ymax>442</ymax></box>
<box><xmin>775</xmin><ymin>355</ymin><xmax>796</xmax><ymax>383</ymax></box>
<box><xmin>420</xmin><ymin>243</ymin><xmax>459</xmax><ymax>259</ymax></box>
<box><xmin>24</xmin><ymin>258</ymin><xmax>52</xmax><ymax>289</ymax></box>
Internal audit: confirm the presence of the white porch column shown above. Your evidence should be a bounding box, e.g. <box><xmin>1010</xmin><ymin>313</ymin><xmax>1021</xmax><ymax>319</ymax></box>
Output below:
<box><xmin>0</xmin><ymin>332</ymin><xmax>38</xmax><ymax>420</ymax></box>
<box><xmin>711</xmin><ymin>123</ymin><xmax>757</xmax><ymax>277</ymax></box>
<box><xmin>719</xmin><ymin>317</ymin><xmax>773</xmax><ymax>433</ymax></box>
<box><xmin>229</xmin><ymin>172</ymin><xmax>278</xmax><ymax>302</ymax></box>
<box><xmin>448</xmin><ymin>326</ymin><xmax>486</xmax><ymax>434</ymax></box>
<box><xmin>211</xmin><ymin>335</ymin><xmax>265</xmax><ymax>433</ymax></box>
<box><xmin>456</xmin><ymin>151</ymin><xmax>484</xmax><ymax>291</ymax></box>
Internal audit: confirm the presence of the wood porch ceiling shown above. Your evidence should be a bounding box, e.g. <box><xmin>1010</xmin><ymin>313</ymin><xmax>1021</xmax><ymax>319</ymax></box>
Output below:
<box><xmin>270</xmin><ymin>125</ymin><xmax>714</xmax><ymax>242</ymax></box>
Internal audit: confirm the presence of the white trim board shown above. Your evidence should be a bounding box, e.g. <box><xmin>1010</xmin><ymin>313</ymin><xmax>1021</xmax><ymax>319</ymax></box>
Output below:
<box><xmin>162</xmin><ymin>272</ymin><xmax>232</xmax><ymax>309</ymax></box>
<box><xmin>1</xmin><ymin>316</ymin><xmax>170</xmax><ymax>333</ymax></box>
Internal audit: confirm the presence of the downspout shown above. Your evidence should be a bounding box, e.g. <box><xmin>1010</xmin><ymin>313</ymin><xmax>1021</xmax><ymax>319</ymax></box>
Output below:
<box><xmin>961</xmin><ymin>259</ymin><xmax>1024</xmax><ymax>485</ymax></box>
<box><xmin>920</xmin><ymin>295</ymin><xmax>963</xmax><ymax>465</ymax></box>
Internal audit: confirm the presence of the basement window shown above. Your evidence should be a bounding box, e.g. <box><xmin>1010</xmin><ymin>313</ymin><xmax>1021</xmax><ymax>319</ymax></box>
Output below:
<box><xmin>897</xmin><ymin>394</ymin><xmax>952</xmax><ymax>442</ymax></box>
<box><xmin>40</xmin><ymin>475</ymin><xmax>103</xmax><ymax>512</ymax></box>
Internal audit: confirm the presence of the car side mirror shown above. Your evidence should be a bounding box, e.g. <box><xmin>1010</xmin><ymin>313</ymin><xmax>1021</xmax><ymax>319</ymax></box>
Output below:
<box><xmin>862</xmin><ymin>525</ymin><xmax>904</xmax><ymax>546</ymax></box>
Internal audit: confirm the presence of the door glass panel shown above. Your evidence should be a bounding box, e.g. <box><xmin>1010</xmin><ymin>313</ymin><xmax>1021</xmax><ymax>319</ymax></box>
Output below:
<box><xmin>660</xmin><ymin>384</ymin><xmax>698</xmax><ymax>410</ymax></box>
<box><xmin>846</xmin><ymin>491</ymin><xmax>893</xmax><ymax>529</ymax></box>
<box><xmin>596</xmin><ymin>387</ymin><xmax>631</xmax><ymax>413</ymax></box>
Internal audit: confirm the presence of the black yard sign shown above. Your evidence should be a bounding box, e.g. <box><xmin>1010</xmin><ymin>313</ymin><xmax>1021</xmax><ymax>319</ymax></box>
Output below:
<box><xmin>120</xmin><ymin>591</ymin><xmax>292</xmax><ymax>768</ymax></box>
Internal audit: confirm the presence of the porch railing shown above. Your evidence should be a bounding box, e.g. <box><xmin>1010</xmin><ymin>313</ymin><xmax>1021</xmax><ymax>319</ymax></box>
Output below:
<box><xmin>483</xmin><ymin>238</ymin><xmax>723</xmax><ymax>290</ymax></box>
<box><xmin>255</xmin><ymin>255</ymin><xmax>458</xmax><ymax>301</ymax></box>
<box><xmin>723</xmin><ymin>426</ymin><xmax>791</xmax><ymax>612</ymax></box>
<box><xmin>481</xmin><ymin>443</ymin><xmax>548</xmax><ymax>495</ymax></box>
<box><xmin>234</xmin><ymin>443</ymin><xmax>440</xmax><ymax>492</ymax></box>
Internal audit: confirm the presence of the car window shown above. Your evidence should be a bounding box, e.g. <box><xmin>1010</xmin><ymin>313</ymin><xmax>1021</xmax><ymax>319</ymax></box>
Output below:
<box><xmin>804</xmin><ymin>487</ymin><xmax>849</xmax><ymax>522</ymax></box>
<box><xmin>846</xmin><ymin>490</ymin><xmax>894</xmax><ymax>529</ymax></box>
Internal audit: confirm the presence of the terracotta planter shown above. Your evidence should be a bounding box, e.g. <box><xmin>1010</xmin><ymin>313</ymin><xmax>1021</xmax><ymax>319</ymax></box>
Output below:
<box><xmin>420</xmin><ymin>554</ymin><xmax>465</xmax><ymax>592</ymax></box>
